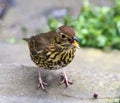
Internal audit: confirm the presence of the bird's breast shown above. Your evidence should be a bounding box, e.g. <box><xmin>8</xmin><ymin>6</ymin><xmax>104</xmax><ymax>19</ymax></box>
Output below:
<box><xmin>30</xmin><ymin>47</ymin><xmax>76</xmax><ymax>70</ymax></box>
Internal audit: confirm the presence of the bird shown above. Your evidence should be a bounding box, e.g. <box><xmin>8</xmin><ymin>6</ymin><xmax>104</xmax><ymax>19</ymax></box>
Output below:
<box><xmin>23</xmin><ymin>25</ymin><xmax>79</xmax><ymax>90</ymax></box>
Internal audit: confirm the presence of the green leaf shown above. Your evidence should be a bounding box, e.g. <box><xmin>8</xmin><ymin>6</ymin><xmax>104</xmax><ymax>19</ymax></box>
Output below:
<box><xmin>81</xmin><ymin>29</ymin><xmax>89</xmax><ymax>35</ymax></box>
<box><xmin>116</xmin><ymin>21</ymin><xmax>120</xmax><ymax>35</ymax></box>
<box><xmin>96</xmin><ymin>35</ymin><xmax>107</xmax><ymax>47</ymax></box>
<box><xmin>7</xmin><ymin>37</ymin><xmax>16</xmax><ymax>44</ymax></box>
<box><xmin>48</xmin><ymin>17</ymin><xmax>59</xmax><ymax>30</ymax></box>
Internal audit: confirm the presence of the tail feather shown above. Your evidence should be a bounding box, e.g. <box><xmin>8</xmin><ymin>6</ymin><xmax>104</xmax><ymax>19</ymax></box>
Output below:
<box><xmin>22</xmin><ymin>38</ymin><xmax>30</xmax><ymax>42</ymax></box>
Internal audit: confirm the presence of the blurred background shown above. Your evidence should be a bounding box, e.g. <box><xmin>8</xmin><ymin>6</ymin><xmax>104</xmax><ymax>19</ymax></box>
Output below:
<box><xmin>0</xmin><ymin>0</ymin><xmax>119</xmax><ymax>65</ymax></box>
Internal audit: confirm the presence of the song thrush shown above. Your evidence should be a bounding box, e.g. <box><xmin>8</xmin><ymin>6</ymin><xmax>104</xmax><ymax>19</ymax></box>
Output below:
<box><xmin>23</xmin><ymin>25</ymin><xmax>79</xmax><ymax>90</ymax></box>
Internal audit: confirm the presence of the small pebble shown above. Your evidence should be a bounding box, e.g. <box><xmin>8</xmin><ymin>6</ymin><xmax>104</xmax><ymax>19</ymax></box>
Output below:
<box><xmin>20</xmin><ymin>93</ymin><xmax>24</xmax><ymax>96</ymax></box>
<box><xmin>93</xmin><ymin>93</ymin><xmax>98</xmax><ymax>99</ymax></box>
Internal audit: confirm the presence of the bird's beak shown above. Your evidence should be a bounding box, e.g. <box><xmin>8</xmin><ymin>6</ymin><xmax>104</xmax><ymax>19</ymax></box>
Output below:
<box><xmin>72</xmin><ymin>36</ymin><xmax>80</xmax><ymax>48</ymax></box>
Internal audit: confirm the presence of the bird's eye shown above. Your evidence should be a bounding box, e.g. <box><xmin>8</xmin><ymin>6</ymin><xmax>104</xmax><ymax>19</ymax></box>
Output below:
<box><xmin>61</xmin><ymin>34</ymin><xmax>65</xmax><ymax>38</ymax></box>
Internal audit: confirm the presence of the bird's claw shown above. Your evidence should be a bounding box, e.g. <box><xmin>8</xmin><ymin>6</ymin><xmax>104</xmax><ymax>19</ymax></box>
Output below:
<box><xmin>60</xmin><ymin>73</ymin><xmax>73</xmax><ymax>87</ymax></box>
<box><xmin>37</xmin><ymin>80</ymin><xmax>48</xmax><ymax>90</ymax></box>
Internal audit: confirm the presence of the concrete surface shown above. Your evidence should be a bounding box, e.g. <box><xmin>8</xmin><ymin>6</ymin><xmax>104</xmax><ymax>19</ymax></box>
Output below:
<box><xmin>0</xmin><ymin>63</ymin><xmax>120</xmax><ymax>103</ymax></box>
<box><xmin>0</xmin><ymin>43</ymin><xmax>120</xmax><ymax>103</ymax></box>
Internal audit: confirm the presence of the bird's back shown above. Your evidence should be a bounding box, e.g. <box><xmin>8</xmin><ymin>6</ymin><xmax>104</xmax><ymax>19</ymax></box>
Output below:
<box><xmin>29</xmin><ymin>31</ymin><xmax>57</xmax><ymax>50</ymax></box>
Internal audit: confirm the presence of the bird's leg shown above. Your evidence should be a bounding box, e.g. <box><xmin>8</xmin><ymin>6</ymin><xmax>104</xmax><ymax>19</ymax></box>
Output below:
<box><xmin>37</xmin><ymin>68</ymin><xmax>48</xmax><ymax>90</ymax></box>
<box><xmin>60</xmin><ymin>68</ymin><xmax>73</xmax><ymax>87</ymax></box>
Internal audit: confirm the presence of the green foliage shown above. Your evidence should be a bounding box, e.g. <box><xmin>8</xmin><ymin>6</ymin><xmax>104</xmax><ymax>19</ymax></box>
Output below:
<box><xmin>7</xmin><ymin>37</ymin><xmax>16</xmax><ymax>44</ymax></box>
<box><xmin>48</xmin><ymin>0</ymin><xmax>120</xmax><ymax>49</ymax></box>
<box><xmin>113</xmin><ymin>98</ymin><xmax>120</xmax><ymax>103</ymax></box>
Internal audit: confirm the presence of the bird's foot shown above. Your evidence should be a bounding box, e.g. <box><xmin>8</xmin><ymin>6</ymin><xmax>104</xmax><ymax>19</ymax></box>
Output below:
<box><xmin>37</xmin><ymin>79</ymin><xmax>48</xmax><ymax>90</ymax></box>
<box><xmin>60</xmin><ymin>73</ymin><xmax>73</xmax><ymax>87</ymax></box>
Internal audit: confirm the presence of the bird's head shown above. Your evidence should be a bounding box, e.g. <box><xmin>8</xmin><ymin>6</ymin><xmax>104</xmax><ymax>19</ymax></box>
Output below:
<box><xmin>56</xmin><ymin>25</ymin><xmax>79</xmax><ymax>48</ymax></box>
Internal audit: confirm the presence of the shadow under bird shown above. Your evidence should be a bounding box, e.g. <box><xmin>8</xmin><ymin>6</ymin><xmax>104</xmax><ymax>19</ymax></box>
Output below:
<box><xmin>23</xmin><ymin>25</ymin><xmax>79</xmax><ymax>90</ymax></box>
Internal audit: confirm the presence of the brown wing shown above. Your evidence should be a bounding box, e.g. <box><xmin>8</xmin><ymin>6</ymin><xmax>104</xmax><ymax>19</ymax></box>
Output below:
<box><xmin>28</xmin><ymin>31</ymin><xmax>57</xmax><ymax>55</ymax></box>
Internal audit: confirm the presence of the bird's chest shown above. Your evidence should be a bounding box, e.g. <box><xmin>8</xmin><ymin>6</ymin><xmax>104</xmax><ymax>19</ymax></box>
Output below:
<box><xmin>58</xmin><ymin>47</ymin><xmax>76</xmax><ymax>67</ymax></box>
<box><xmin>44</xmin><ymin>47</ymin><xmax>76</xmax><ymax>69</ymax></box>
<box><xmin>30</xmin><ymin>47</ymin><xmax>76</xmax><ymax>70</ymax></box>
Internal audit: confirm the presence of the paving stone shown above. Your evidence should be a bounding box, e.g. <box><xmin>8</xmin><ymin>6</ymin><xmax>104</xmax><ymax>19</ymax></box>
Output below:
<box><xmin>0</xmin><ymin>64</ymin><xmax>120</xmax><ymax>103</ymax></box>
